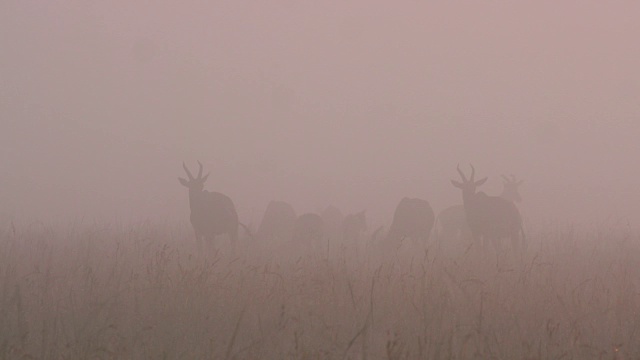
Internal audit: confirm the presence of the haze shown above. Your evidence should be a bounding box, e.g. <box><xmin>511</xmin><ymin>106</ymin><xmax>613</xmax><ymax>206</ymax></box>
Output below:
<box><xmin>2</xmin><ymin>1</ymin><xmax>639</xmax><ymax>229</ymax></box>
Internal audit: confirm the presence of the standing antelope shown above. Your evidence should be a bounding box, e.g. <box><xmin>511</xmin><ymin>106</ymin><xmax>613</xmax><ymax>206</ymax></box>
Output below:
<box><xmin>437</xmin><ymin>174</ymin><xmax>524</xmax><ymax>241</ymax></box>
<box><xmin>178</xmin><ymin>162</ymin><xmax>239</xmax><ymax>251</ymax></box>
<box><xmin>451</xmin><ymin>165</ymin><xmax>525</xmax><ymax>252</ymax></box>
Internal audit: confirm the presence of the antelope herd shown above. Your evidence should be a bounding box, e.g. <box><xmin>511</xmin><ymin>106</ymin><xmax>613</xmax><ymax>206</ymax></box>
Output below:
<box><xmin>179</xmin><ymin>162</ymin><xmax>526</xmax><ymax>255</ymax></box>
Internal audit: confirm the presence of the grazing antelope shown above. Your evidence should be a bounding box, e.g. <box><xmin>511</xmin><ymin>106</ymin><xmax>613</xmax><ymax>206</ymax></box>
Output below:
<box><xmin>437</xmin><ymin>174</ymin><xmax>524</xmax><ymax>241</ymax></box>
<box><xmin>451</xmin><ymin>165</ymin><xmax>525</xmax><ymax>252</ymax></box>
<box><xmin>342</xmin><ymin>210</ymin><xmax>367</xmax><ymax>242</ymax></box>
<box><xmin>178</xmin><ymin>162</ymin><xmax>239</xmax><ymax>250</ymax></box>
<box><xmin>256</xmin><ymin>200</ymin><xmax>297</xmax><ymax>243</ymax></box>
<box><xmin>292</xmin><ymin>213</ymin><xmax>325</xmax><ymax>247</ymax></box>
<box><xmin>385</xmin><ymin>197</ymin><xmax>435</xmax><ymax>245</ymax></box>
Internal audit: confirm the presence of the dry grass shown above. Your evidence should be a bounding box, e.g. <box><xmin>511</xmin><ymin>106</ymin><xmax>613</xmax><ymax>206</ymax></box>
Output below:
<box><xmin>1</xmin><ymin>221</ymin><xmax>639</xmax><ymax>359</ymax></box>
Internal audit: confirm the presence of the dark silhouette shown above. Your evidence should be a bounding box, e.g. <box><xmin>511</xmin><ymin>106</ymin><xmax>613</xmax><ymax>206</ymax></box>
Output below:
<box><xmin>500</xmin><ymin>174</ymin><xmax>524</xmax><ymax>203</ymax></box>
<box><xmin>342</xmin><ymin>210</ymin><xmax>367</xmax><ymax>242</ymax></box>
<box><xmin>437</xmin><ymin>174</ymin><xmax>524</xmax><ymax>242</ymax></box>
<box><xmin>293</xmin><ymin>213</ymin><xmax>325</xmax><ymax>247</ymax></box>
<box><xmin>178</xmin><ymin>162</ymin><xmax>239</xmax><ymax>251</ymax></box>
<box><xmin>451</xmin><ymin>165</ymin><xmax>525</xmax><ymax>252</ymax></box>
<box><xmin>385</xmin><ymin>197</ymin><xmax>435</xmax><ymax>245</ymax></box>
<box><xmin>256</xmin><ymin>200</ymin><xmax>297</xmax><ymax>243</ymax></box>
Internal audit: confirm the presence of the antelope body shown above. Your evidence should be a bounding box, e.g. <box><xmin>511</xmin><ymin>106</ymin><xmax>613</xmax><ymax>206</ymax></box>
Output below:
<box><xmin>386</xmin><ymin>197</ymin><xmax>435</xmax><ymax>244</ymax></box>
<box><xmin>257</xmin><ymin>200</ymin><xmax>296</xmax><ymax>243</ymax></box>
<box><xmin>342</xmin><ymin>210</ymin><xmax>367</xmax><ymax>242</ymax></box>
<box><xmin>179</xmin><ymin>162</ymin><xmax>239</xmax><ymax>249</ymax></box>
<box><xmin>293</xmin><ymin>213</ymin><xmax>325</xmax><ymax>245</ymax></box>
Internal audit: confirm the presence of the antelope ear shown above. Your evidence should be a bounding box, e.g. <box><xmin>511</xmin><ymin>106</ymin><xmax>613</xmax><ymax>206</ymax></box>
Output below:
<box><xmin>451</xmin><ymin>180</ymin><xmax>463</xmax><ymax>188</ymax></box>
<box><xmin>475</xmin><ymin>177</ymin><xmax>488</xmax><ymax>186</ymax></box>
<box><xmin>201</xmin><ymin>173</ymin><xmax>210</xmax><ymax>182</ymax></box>
<box><xmin>178</xmin><ymin>177</ymin><xmax>189</xmax><ymax>187</ymax></box>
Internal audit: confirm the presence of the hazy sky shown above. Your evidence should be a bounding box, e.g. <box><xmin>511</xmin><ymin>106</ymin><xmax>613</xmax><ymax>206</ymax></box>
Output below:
<box><xmin>2</xmin><ymin>1</ymin><xmax>639</xmax><ymax>228</ymax></box>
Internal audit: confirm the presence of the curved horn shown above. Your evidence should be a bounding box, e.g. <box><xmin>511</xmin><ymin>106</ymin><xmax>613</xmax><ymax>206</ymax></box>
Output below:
<box><xmin>469</xmin><ymin>164</ymin><xmax>475</xmax><ymax>182</ymax></box>
<box><xmin>197</xmin><ymin>161</ymin><xmax>203</xmax><ymax>179</ymax></box>
<box><xmin>183</xmin><ymin>162</ymin><xmax>194</xmax><ymax>180</ymax></box>
<box><xmin>456</xmin><ymin>164</ymin><xmax>467</xmax><ymax>182</ymax></box>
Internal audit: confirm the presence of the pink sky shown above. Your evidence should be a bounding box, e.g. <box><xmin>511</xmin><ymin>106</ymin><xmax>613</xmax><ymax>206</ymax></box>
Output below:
<box><xmin>1</xmin><ymin>1</ymin><xmax>640</xmax><ymax>227</ymax></box>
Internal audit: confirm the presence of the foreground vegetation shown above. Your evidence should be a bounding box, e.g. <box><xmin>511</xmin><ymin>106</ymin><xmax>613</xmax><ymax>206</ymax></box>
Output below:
<box><xmin>1</xmin><ymin>221</ymin><xmax>639</xmax><ymax>359</ymax></box>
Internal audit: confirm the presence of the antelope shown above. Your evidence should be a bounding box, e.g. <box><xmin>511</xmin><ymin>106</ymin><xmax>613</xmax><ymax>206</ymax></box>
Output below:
<box><xmin>435</xmin><ymin>204</ymin><xmax>471</xmax><ymax>242</ymax></box>
<box><xmin>436</xmin><ymin>174</ymin><xmax>523</xmax><ymax>241</ymax></box>
<box><xmin>385</xmin><ymin>197</ymin><xmax>435</xmax><ymax>245</ymax></box>
<box><xmin>451</xmin><ymin>165</ymin><xmax>525</xmax><ymax>252</ymax></box>
<box><xmin>256</xmin><ymin>200</ymin><xmax>297</xmax><ymax>243</ymax></box>
<box><xmin>292</xmin><ymin>213</ymin><xmax>325</xmax><ymax>250</ymax></box>
<box><xmin>342</xmin><ymin>210</ymin><xmax>367</xmax><ymax>242</ymax></box>
<box><xmin>500</xmin><ymin>174</ymin><xmax>523</xmax><ymax>203</ymax></box>
<box><xmin>178</xmin><ymin>162</ymin><xmax>239</xmax><ymax>251</ymax></box>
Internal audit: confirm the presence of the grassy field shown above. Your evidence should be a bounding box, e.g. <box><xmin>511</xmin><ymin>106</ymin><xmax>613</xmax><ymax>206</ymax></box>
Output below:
<box><xmin>1</xmin><ymin>222</ymin><xmax>639</xmax><ymax>359</ymax></box>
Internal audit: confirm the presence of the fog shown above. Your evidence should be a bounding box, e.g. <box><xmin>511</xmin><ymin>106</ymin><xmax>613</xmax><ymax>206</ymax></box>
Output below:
<box><xmin>2</xmin><ymin>1</ymin><xmax>639</xmax><ymax>228</ymax></box>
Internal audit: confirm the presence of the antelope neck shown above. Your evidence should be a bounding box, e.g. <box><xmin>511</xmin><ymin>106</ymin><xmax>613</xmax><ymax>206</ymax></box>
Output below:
<box><xmin>461</xmin><ymin>190</ymin><xmax>482</xmax><ymax>208</ymax></box>
<box><xmin>188</xmin><ymin>188</ymin><xmax>206</xmax><ymax>208</ymax></box>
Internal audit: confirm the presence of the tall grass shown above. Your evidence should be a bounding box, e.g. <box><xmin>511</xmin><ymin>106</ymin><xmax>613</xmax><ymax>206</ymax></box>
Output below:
<box><xmin>0</xmin><ymin>221</ymin><xmax>638</xmax><ymax>359</ymax></box>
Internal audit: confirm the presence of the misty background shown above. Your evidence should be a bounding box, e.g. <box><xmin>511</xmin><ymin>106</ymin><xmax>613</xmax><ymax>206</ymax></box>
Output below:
<box><xmin>1</xmin><ymin>1</ymin><xmax>639</xmax><ymax>229</ymax></box>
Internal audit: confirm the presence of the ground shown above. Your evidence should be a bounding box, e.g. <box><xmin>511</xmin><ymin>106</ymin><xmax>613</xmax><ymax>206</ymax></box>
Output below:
<box><xmin>0</xmin><ymin>222</ymin><xmax>638</xmax><ymax>359</ymax></box>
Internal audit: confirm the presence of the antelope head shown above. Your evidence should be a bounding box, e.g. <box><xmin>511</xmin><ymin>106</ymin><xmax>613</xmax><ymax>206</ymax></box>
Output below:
<box><xmin>451</xmin><ymin>164</ymin><xmax>488</xmax><ymax>198</ymax></box>
<box><xmin>178</xmin><ymin>161</ymin><xmax>210</xmax><ymax>191</ymax></box>
<box><xmin>501</xmin><ymin>174</ymin><xmax>523</xmax><ymax>203</ymax></box>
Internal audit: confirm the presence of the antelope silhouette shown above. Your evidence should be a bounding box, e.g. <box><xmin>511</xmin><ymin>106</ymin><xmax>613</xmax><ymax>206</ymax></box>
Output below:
<box><xmin>500</xmin><ymin>174</ymin><xmax>523</xmax><ymax>203</ymax></box>
<box><xmin>256</xmin><ymin>200</ymin><xmax>297</xmax><ymax>243</ymax></box>
<box><xmin>437</xmin><ymin>174</ymin><xmax>523</xmax><ymax>242</ymax></box>
<box><xmin>451</xmin><ymin>165</ymin><xmax>525</xmax><ymax>252</ymax></box>
<box><xmin>385</xmin><ymin>197</ymin><xmax>435</xmax><ymax>245</ymax></box>
<box><xmin>435</xmin><ymin>204</ymin><xmax>470</xmax><ymax>242</ymax></box>
<box><xmin>292</xmin><ymin>212</ymin><xmax>325</xmax><ymax>247</ymax></box>
<box><xmin>178</xmin><ymin>162</ymin><xmax>239</xmax><ymax>251</ymax></box>
<box><xmin>342</xmin><ymin>210</ymin><xmax>367</xmax><ymax>242</ymax></box>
